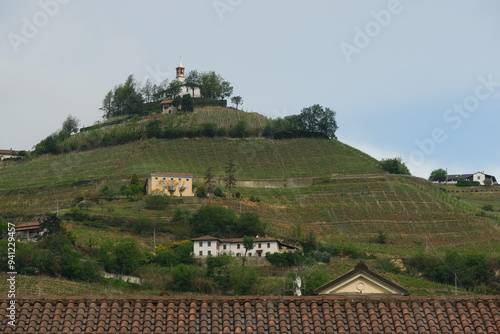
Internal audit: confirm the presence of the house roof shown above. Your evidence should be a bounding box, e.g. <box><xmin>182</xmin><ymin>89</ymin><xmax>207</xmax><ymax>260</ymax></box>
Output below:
<box><xmin>447</xmin><ymin>174</ymin><xmax>473</xmax><ymax>180</ymax></box>
<box><xmin>14</xmin><ymin>222</ymin><xmax>41</xmax><ymax>231</ymax></box>
<box><xmin>0</xmin><ymin>149</ymin><xmax>18</xmax><ymax>155</ymax></box>
<box><xmin>2</xmin><ymin>295</ymin><xmax>499</xmax><ymax>333</ymax></box>
<box><xmin>219</xmin><ymin>237</ymin><xmax>279</xmax><ymax>243</ymax></box>
<box><xmin>149</xmin><ymin>173</ymin><xmax>194</xmax><ymax>178</ymax></box>
<box><xmin>160</xmin><ymin>99</ymin><xmax>174</xmax><ymax>104</ymax></box>
<box><xmin>192</xmin><ymin>236</ymin><xmax>297</xmax><ymax>249</ymax></box>
<box><xmin>314</xmin><ymin>262</ymin><xmax>410</xmax><ymax>296</ymax></box>
<box><xmin>192</xmin><ymin>236</ymin><xmax>219</xmax><ymax>241</ymax></box>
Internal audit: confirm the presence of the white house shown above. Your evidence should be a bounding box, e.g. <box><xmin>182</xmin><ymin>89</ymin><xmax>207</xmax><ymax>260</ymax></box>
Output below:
<box><xmin>192</xmin><ymin>236</ymin><xmax>296</xmax><ymax>258</ymax></box>
<box><xmin>447</xmin><ymin>171</ymin><xmax>497</xmax><ymax>185</ymax></box>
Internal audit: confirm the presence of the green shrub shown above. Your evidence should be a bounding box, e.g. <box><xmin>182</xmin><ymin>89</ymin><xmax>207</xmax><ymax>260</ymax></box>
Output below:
<box><xmin>195</xmin><ymin>185</ymin><xmax>207</xmax><ymax>198</ymax></box>
<box><xmin>145</xmin><ymin>195</ymin><xmax>170</xmax><ymax>210</ymax></box>
<box><xmin>482</xmin><ymin>204</ymin><xmax>494</xmax><ymax>212</ymax></box>
<box><xmin>314</xmin><ymin>251</ymin><xmax>331</xmax><ymax>263</ymax></box>
<box><xmin>457</xmin><ymin>180</ymin><xmax>480</xmax><ymax>187</ymax></box>
<box><xmin>214</xmin><ymin>187</ymin><xmax>225</xmax><ymax>198</ymax></box>
<box><xmin>249</xmin><ymin>195</ymin><xmax>261</xmax><ymax>202</ymax></box>
<box><xmin>380</xmin><ymin>157</ymin><xmax>410</xmax><ymax>175</ymax></box>
<box><xmin>201</xmin><ymin>123</ymin><xmax>217</xmax><ymax>137</ymax></box>
<box><xmin>373</xmin><ymin>258</ymin><xmax>401</xmax><ymax>274</ymax></box>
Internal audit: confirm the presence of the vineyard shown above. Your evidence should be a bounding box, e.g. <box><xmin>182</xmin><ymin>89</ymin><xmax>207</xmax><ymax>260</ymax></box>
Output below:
<box><xmin>1</xmin><ymin>117</ymin><xmax>499</xmax><ymax>297</ymax></box>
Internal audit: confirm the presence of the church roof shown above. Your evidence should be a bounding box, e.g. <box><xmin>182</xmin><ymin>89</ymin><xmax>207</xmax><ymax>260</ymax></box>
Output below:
<box><xmin>177</xmin><ymin>59</ymin><xmax>184</xmax><ymax>68</ymax></box>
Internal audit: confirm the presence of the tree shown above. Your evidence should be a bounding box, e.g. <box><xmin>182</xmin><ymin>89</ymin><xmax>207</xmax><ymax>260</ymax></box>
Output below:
<box><xmin>113</xmin><ymin>75</ymin><xmax>145</xmax><ymax>117</ymax></box>
<box><xmin>33</xmin><ymin>133</ymin><xmax>59</xmax><ymax>155</ymax></box>
<box><xmin>299</xmin><ymin>104</ymin><xmax>338</xmax><ymax>139</ymax></box>
<box><xmin>131</xmin><ymin>173</ymin><xmax>140</xmax><ymax>185</ymax></box>
<box><xmin>40</xmin><ymin>213</ymin><xmax>63</xmax><ymax>236</ymax></box>
<box><xmin>185</xmin><ymin>70</ymin><xmax>201</xmax><ymax>97</ymax></box>
<box><xmin>483</xmin><ymin>178</ymin><xmax>493</xmax><ymax>187</ymax></box>
<box><xmin>61</xmin><ymin>115</ymin><xmax>80</xmax><ymax>135</ymax></box>
<box><xmin>242</xmin><ymin>236</ymin><xmax>255</xmax><ymax>257</ymax></box>
<box><xmin>200</xmin><ymin>71</ymin><xmax>233</xmax><ymax>99</ymax></box>
<box><xmin>189</xmin><ymin>206</ymin><xmax>238</xmax><ymax>237</ymax></box>
<box><xmin>100</xmin><ymin>90</ymin><xmax>115</xmax><ymax>118</ymax></box>
<box><xmin>172</xmin><ymin>96</ymin><xmax>182</xmax><ymax>108</ymax></box>
<box><xmin>224</xmin><ymin>159</ymin><xmax>237</xmax><ymax>195</ymax></box>
<box><xmin>102</xmin><ymin>75</ymin><xmax>145</xmax><ymax>119</ymax></box>
<box><xmin>114</xmin><ymin>237</ymin><xmax>145</xmax><ymax>275</ymax></box>
<box><xmin>231</xmin><ymin>96</ymin><xmax>243</xmax><ymax>110</ymax></box>
<box><xmin>140</xmin><ymin>79</ymin><xmax>154</xmax><ymax>103</ymax></box>
<box><xmin>237</xmin><ymin>212</ymin><xmax>266</xmax><ymax>236</ymax></box>
<box><xmin>429</xmin><ymin>168</ymin><xmax>447</xmax><ymax>182</ymax></box>
<box><xmin>165</xmin><ymin>80</ymin><xmax>183</xmax><ymax>99</ymax></box>
<box><xmin>182</xmin><ymin>94</ymin><xmax>194</xmax><ymax>112</ymax></box>
<box><xmin>204</xmin><ymin>167</ymin><xmax>217</xmax><ymax>194</ymax></box>
<box><xmin>380</xmin><ymin>157</ymin><xmax>411</xmax><ymax>175</ymax></box>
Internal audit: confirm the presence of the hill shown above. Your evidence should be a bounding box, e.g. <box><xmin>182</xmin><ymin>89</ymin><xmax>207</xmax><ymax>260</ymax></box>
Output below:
<box><xmin>1</xmin><ymin>108</ymin><xmax>499</xmax><ymax>296</ymax></box>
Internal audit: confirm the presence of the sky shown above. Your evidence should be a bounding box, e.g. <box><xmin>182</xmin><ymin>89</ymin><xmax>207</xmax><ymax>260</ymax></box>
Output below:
<box><xmin>1</xmin><ymin>0</ymin><xmax>499</xmax><ymax>180</ymax></box>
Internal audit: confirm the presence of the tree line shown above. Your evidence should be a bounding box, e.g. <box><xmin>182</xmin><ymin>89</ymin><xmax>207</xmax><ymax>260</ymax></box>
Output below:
<box><xmin>100</xmin><ymin>70</ymin><xmax>234</xmax><ymax>119</ymax></box>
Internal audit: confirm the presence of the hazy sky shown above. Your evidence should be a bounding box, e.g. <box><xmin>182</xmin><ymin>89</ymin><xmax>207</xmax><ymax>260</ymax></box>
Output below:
<box><xmin>1</xmin><ymin>0</ymin><xmax>499</xmax><ymax>179</ymax></box>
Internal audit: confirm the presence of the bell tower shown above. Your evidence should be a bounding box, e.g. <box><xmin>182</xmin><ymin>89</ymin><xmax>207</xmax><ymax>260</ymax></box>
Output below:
<box><xmin>175</xmin><ymin>58</ymin><xmax>185</xmax><ymax>83</ymax></box>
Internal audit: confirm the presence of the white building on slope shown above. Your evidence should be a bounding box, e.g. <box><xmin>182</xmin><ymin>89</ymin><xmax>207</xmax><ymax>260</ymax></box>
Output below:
<box><xmin>192</xmin><ymin>236</ymin><xmax>297</xmax><ymax>258</ymax></box>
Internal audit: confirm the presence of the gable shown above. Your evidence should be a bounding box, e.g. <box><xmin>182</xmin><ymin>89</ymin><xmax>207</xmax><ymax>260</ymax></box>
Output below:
<box><xmin>316</xmin><ymin>273</ymin><xmax>405</xmax><ymax>295</ymax></box>
<box><xmin>314</xmin><ymin>262</ymin><xmax>409</xmax><ymax>296</ymax></box>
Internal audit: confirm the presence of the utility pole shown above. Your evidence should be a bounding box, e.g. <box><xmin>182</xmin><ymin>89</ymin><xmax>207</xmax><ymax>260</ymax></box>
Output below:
<box><xmin>153</xmin><ymin>228</ymin><xmax>156</xmax><ymax>253</ymax></box>
<box><xmin>425</xmin><ymin>236</ymin><xmax>428</xmax><ymax>254</ymax></box>
<box><xmin>56</xmin><ymin>199</ymin><xmax>59</xmax><ymax>217</ymax></box>
<box><xmin>454</xmin><ymin>273</ymin><xmax>457</xmax><ymax>296</ymax></box>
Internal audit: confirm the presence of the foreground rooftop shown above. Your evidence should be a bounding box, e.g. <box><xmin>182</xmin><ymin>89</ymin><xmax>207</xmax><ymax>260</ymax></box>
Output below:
<box><xmin>1</xmin><ymin>295</ymin><xmax>499</xmax><ymax>333</ymax></box>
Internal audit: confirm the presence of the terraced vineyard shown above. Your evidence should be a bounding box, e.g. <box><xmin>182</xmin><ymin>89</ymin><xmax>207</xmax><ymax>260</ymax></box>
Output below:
<box><xmin>0</xmin><ymin>137</ymin><xmax>381</xmax><ymax>217</ymax></box>
<box><xmin>218</xmin><ymin>175</ymin><xmax>500</xmax><ymax>249</ymax></box>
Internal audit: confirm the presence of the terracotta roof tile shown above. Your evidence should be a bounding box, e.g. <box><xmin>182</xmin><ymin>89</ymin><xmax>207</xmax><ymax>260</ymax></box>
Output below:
<box><xmin>2</xmin><ymin>296</ymin><xmax>500</xmax><ymax>333</ymax></box>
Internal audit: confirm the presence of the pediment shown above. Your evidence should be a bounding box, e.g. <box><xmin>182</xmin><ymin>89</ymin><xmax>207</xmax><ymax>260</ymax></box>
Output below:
<box><xmin>314</xmin><ymin>262</ymin><xmax>409</xmax><ymax>296</ymax></box>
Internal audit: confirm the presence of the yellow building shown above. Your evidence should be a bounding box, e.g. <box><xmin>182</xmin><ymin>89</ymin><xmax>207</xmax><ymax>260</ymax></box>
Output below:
<box><xmin>145</xmin><ymin>173</ymin><xmax>194</xmax><ymax>197</ymax></box>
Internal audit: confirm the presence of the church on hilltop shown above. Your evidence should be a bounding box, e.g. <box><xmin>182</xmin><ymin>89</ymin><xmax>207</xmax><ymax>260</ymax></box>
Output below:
<box><xmin>160</xmin><ymin>60</ymin><xmax>201</xmax><ymax>114</ymax></box>
<box><xmin>173</xmin><ymin>59</ymin><xmax>201</xmax><ymax>98</ymax></box>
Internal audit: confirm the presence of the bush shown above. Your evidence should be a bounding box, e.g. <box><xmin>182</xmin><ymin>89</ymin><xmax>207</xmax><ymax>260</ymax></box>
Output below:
<box><xmin>380</xmin><ymin>157</ymin><xmax>410</xmax><ymax>175</ymax></box>
<box><xmin>457</xmin><ymin>180</ymin><xmax>480</xmax><ymax>187</ymax></box>
<box><xmin>482</xmin><ymin>204</ymin><xmax>494</xmax><ymax>212</ymax></box>
<box><xmin>214</xmin><ymin>187</ymin><xmax>225</xmax><ymax>198</ymax></box>
<box><xmin>314</xmin><ymin>251</ymin><xmax>331</xmax><ymax>263</ymax></box>
<box><xmin>266</xmin><ymin>250</ymin><xmax>305</xmax><ymax>267</ymax></box>
<box><xmin>145</xmin><ymin>195</ymin><xmax>170</xmax><ymax>210</ymax></box>
<box><xmin>375</xmin><ymin>230</ymin><xmax>387</xmax><ymax>244</ymax></box>
<box><xmin>201</xmin><ymin>123</ymin><xmax>217</xmax><ymax>137</ymax></box>
<box><xmin>249</xmin><ymin>195</ymin><xmax>261</xmax><ymax>202</ymax></box>
<box><xmin>373</xmin><ymin>258</ymin><xmax>401</xmax><ymax>274</ymax></box>
<box><xmin>230</xmin><ymin>120</ymin><xmax>247</xmax><ymax>138</ymax></box>
<box><xmin>195</xmin><ymin>185</ymin><xmax>207</xmax><ymax>198</ymax></box>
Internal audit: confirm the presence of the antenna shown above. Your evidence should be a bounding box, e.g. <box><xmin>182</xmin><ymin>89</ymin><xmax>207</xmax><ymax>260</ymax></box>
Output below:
<box><xmin>293</xmin><ymin>269</ymin><xmax>302</xmax><ymax>296</ymax></box>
